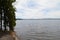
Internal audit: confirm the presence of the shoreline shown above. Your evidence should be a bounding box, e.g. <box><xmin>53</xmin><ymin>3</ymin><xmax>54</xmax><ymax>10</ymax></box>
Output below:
<box><xmin>0</xmin><ymin>31</ymin><xmax>20</xmax><ymax>40</ymax></box>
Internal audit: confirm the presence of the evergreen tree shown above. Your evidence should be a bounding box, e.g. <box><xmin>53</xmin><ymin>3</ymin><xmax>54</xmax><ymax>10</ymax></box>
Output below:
<box><xmin>0</xmin><ymin>0</ymin><xmax>16</xmax><ymax>31</ymax></box>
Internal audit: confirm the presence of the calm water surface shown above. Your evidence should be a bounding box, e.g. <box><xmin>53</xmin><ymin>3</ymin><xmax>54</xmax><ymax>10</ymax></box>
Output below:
<box><xmin>15</xmin><ymin>20</ymin><xmax>60</xmax><ymax>40</ymax></box>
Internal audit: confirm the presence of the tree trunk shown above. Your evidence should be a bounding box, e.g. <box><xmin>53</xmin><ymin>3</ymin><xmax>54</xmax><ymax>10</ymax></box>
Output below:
<box><xmin>4</xmin><ymin>12</ymin><xmax>7</xmax><ymax>31</ymax></box>
<box><xmin>0</xmin><ymin>10</ymin><xmax>2</xmax><ymax>30</ymax></box>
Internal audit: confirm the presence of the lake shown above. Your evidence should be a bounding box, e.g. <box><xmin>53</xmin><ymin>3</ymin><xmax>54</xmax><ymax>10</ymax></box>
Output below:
<box><xmin>15</xmin><ymin>20</ymin><xmax>60</xmax><ymax>40</ymax></box>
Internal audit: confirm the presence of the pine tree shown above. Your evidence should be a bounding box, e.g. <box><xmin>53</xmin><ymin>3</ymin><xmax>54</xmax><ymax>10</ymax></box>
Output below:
<box><xmin>0</xmin><ymin>0</ymin><xmax>16</xmax><ymax>31</ymax></box>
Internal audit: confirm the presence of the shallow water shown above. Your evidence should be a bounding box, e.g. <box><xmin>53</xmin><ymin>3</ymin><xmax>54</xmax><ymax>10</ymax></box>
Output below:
<box><xmin>15</xmin><ymin>20</ymin><xmax>60</xmax><ymax>40</ymax></box>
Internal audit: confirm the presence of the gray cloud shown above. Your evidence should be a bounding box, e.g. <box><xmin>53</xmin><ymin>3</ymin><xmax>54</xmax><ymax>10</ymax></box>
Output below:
<box><xmin>21</xmin><ymin>0</ymin><xmax>40</xmax><ymax>9</ymax></box>
<box><xmin>15</xmin><ymin>0</ymin><xmax>60</xmax><ymax>19</ymax></box>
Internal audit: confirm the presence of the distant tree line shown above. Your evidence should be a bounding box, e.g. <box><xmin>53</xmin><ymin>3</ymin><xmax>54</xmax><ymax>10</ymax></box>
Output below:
<box><xmin>0</xmin><ymin>0</ymin><xmax>16</xmax><ymax>31</ymax></box>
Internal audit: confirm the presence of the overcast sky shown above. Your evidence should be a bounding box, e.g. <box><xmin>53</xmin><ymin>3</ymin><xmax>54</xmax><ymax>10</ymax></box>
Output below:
<box><xmin>14</xmin><ymin>0</ymin><xmax>60</xmax><ymax>19</ymax></box>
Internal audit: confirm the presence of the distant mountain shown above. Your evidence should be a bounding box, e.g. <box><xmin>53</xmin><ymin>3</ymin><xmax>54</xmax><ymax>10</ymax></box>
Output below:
<box><xmin>16</xmin><ymin>18</ymin><xmax>60</xmax><ymax>20</ymax></box>
<box><xmin>41</xmin><ymin>18</ymin><xmax>60</xmax><ymax>20</ymax></box>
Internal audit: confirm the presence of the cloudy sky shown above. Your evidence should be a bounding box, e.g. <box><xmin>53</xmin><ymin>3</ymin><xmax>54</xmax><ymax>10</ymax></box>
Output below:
<box><xmin>14</xmin><ymin>0</ymin><xmax>60</xmax><ymax>19</ymax></box>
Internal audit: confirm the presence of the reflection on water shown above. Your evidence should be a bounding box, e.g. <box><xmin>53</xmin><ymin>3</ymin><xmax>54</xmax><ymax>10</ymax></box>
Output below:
<box><xmin>15</xmin><ymin>20</ymin><xmax>60</xmax><ymax>40</ymax></box>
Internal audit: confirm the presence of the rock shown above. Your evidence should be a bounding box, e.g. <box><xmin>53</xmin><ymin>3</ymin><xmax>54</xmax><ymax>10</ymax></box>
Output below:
<box><xmin>0</xmin><ymin>35</ymin><xmax>13</xmax><ymax>40</ymax></box>
<box><xmin>0</xmin><ymin>31</ymin><xmax>20</xmax><ymax>40</ymax></box>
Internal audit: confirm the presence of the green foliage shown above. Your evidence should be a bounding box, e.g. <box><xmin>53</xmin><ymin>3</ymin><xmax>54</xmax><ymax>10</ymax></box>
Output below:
<box><xmin>0</xmin><ymin>0</ymin><xmax>16</xmax><ymax>31</ymax></box>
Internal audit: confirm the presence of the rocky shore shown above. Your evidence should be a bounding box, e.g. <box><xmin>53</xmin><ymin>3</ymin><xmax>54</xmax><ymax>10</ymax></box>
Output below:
<box><xmin>0</xmin><ymin>30</ymin><xmax>19</xmax><ymax>40</ymax></box>
<box><xmin>0</xmin><ymin>35</ymin><xmax>14</xmax><ymax>40</ymax></box>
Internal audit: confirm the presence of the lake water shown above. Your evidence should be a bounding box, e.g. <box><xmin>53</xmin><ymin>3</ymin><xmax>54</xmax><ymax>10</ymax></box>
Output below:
<box><xmin>15</xmin><ymin>20</ymin><xmax>60</xmax><ymax>40</ymax></box>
